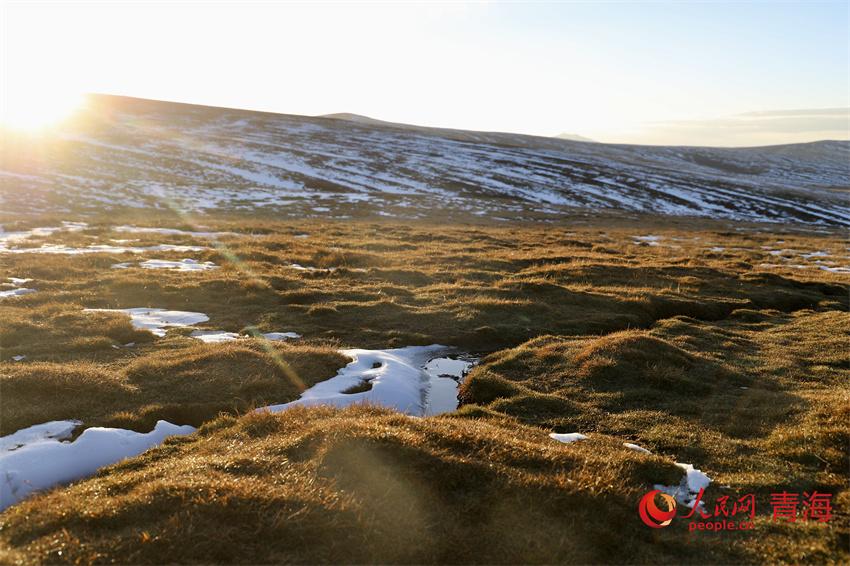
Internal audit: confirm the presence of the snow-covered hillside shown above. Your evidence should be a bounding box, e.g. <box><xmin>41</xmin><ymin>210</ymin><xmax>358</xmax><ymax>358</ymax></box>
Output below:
<box><xmin>2</xmin><ymin>95</ymin><xmax>848</xmax><ymax>225</ymax></box>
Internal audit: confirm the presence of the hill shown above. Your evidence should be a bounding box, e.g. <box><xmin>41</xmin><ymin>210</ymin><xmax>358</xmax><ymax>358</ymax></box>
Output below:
<box><xmin>1</xmin><ymin>94</ymin><xmax>848</xmax><ymax>226</ymax></box>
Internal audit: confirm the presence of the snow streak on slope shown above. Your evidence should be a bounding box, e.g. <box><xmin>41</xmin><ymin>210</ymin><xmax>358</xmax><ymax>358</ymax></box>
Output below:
<box><xmin>1</xmin><ymin>96</ymin><xmax>848</xmax><ymax>225</ymax></box>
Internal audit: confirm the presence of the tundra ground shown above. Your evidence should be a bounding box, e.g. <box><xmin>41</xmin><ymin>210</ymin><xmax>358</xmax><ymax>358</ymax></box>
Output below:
<box><xmin>0</xmin><ymin>213</ymin><xmax>847</xmax><ymax>564</ymax></box>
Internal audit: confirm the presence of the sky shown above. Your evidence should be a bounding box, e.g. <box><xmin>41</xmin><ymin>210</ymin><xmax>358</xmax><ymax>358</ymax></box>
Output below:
<box><xmin>1</xmin><ymin>1</ymin><xmax>848</xmax><ymax>146</ymax></box>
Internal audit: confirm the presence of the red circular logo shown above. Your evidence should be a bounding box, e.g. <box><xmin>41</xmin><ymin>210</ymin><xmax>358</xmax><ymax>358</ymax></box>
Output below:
<box><xmin>638</xmin><ymin>490</ymin><xmax>677</xmax><ymax>528</ymax></box>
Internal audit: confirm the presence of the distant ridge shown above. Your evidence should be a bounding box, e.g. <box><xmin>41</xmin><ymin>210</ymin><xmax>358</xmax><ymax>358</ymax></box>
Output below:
<box><xmin>554</xmin><ymin>132</ymin><xmax>596</xmax><ymax>143</ymax></box>
<box><xmin>1</xmin><ymin>94</ymin><xmax>847</xmax><ymax>226</ymax></box>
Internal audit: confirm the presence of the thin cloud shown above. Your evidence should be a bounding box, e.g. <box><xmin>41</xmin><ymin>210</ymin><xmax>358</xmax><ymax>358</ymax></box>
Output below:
<box><xmin>625</xmin><ymin>108</ymin><xmax>849</xmax><ymax>147</ymax></box>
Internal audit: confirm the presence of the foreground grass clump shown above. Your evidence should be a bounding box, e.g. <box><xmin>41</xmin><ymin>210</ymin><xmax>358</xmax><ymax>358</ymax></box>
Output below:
<box><xmin>0</xmin><ymin>341</ymin><xmax>348</xmax><ymax>433</ymax></box>
<box><xmin>1</xmin><ymin>217</ymin><xmax>848</xmax><ymax>564</ymax></box>
<box><xmin>0</xmin><ymin>405</ymin><xmax>738</xmax><ymax>565</ymax></box>
<box><xmin>459</xmin><ymin>310</ymin><xmax>849</xmax><ymax>563</ymax></box>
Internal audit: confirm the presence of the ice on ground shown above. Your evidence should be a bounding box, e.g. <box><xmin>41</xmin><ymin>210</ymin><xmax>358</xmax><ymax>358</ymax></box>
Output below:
<box><xmin>190</xmin><ymin>330</ymin><xmax>240</xmax><ymax>343</ymax></box>
<box><xmin>422</xmin><ymin>356</ymin><xmax>476</xmax><ymax>416</ymax></box>
<box><xmin>0</xmin><ymin>420</ymin><xmax>195</xmax><ymax>511</ymax></box>
<box><xmin>549</xmin><ymin>432</ymin><xmax>588</xmax><ymax>444</ymax></box>
<box><xmin>633</xmin><ymin>235</ymin><xmax>662</xmax><ymax>246</ymax></box>
<box><xmin>0</xmin><ymin>287</ymin><xmax>35</xmax><ymax>298</ymax></box>
<box><xmin>85</xmin><ymin>308</ymin><xmax>209</xmax><ymax>337</ymax></box>
<box><xmin>114</xmin><ymin>225</ymin><xmax>238</xmax><ymax>238</ymax></box>
<box><xmin>262</xmin><ymin>332</ymin><xmax>302</xmax><ymax>340</ymax></box>
<box><xmin>655</xmin><ymin>462</ymin><xmax>712</xmax><ymax>509</ymax></box>
<box><xmin>140</xmin><ymin>259</ymin><xmax>219</xmax><ymax>271</ymax></box>
<box><xmin>0</xmin><ymin>420</ymin><xmax>81</xmax><ymax>452</ymax></box>
<box><xmin>1</xmin><ymin>243</ymin><xmax>206</xmax><ymax>255</ymax></box>
<box><xmin>262</xmin><ymin>345</ymin><xmax>456</xmax><ymax>416</ymax></box>
<box><xmin>624</xmin><ymin>442</ymin><xmax>652</xmax><ymax>454</ymax></box>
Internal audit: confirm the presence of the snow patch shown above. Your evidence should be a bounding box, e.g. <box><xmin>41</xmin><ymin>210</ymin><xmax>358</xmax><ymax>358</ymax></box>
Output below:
<box><xmin>262</xmin><ymin>331</ymin><xmax>302</xmax><ymax>340</ymax></box>
<box><xmin>624</xmin><ymin>442</ymin><xmax>652</xmax><ymax>454</ymax></box>
<box><xmin>549</xmin><ymin>432</ymin><xmax>588</xmax><ymax>444</ymax></box>
<box><xmin>655</xmin><ymin>463</ymin><xmax>712</xmax><ymax>509</ymax></box>
<box><xmin>190</xmin><ymin>330</ymin><xmax>240</xmax><ymax>343</ymax></box>
<box><xmin>0</xmin><ymin>287</ymin><xmax>35</xmax><ymax>298</ymax></box>
<box><xmin>85</xmin><ymin>308</ymin><xmax>209</xmax><ymax>337</ymax></box>
<box><xmin>262</xmin><ymin>346</ymin><xmax>469</xmax><ymax>416</ymax></box>
<box><xmin>0</xmin><ymin>420</ymin><xmax>195</xmax><ymax>511</ymax></box>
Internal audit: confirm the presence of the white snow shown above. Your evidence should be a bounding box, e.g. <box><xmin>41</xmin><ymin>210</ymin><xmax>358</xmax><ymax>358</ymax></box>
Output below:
<box><xmin>114</xmin><ymin>225</ymin><xmax>238</xmax><ymax>238</ymax></box>
<box><xmin>1</xmin><ymin>243</ymin><xmax>206</xmax><ymax>255</ymax></box>
<box><xmin>0</xmin><ymin>420</ymin><xmax>81</xmax><ymax>452</ymax></box>
<box><xmin>84</xmin><ymin>308</ymin><xmax>209</xmax><ymax>337</ymax></box>
<box><xmin>7</xmin><ymin>277</ymin><xmax>32</xmax><ymax>285</ymax></box>
<box><xmin>623</xmin><ymin>442</ymin><xmax>652</xmax><ymax>454</ymax></box>
<box><xmin>0</xmin><ymin>287</ymin><xmax>35</xmax><ymax>298</ymax></box>
<box><xmin>262</xmin><ymin>346</ymin><xmax>458</xmax><ymax>416</ymax></box>
<box><xmin>190</xmin><ymin>330</ymin><xmax>240</xmax><ymax>343</ymax></box>
<box><xmin>139</xmin><ymin>259</ymin><xmax>219</xmax><ymax>271</ymax></box>
<box><xmin>0</xmin><ymin>420</ymin><xmax>195</xmax><ymax>511</ymax></box>
<box><xmin>549</xmin><ymin>432</ymin><xmax>588</xmax><ymax>444</ymax></box>
<box><xmin>655</xmin><ymin>462</ymin><xmax>712</xmax><ymax>509</ymax></box>
<box><xmin>11</xmin><ymin>355</ymin><xmax>26</xmax><ymax>361</ymax></box>
<box><xmin>633</xmin><ymin>235</ymin><xmax>663</xmax><ymax>246</ymax></box>
<box><xmin>261</xmin><ymin>331</ymin><xmax>302</xmax><ymax>340</ymax></box>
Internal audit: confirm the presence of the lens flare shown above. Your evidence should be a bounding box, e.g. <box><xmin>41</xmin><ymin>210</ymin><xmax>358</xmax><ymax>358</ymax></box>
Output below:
<box><xmin>1</xmin><ymin>89</ymin><xmax>84</xmax><ymax>132</ymax></box>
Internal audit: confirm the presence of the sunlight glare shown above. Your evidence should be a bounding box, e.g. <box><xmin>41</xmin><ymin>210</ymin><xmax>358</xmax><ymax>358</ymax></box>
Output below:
<box><xmin>1</xmin><ymin>89</ymin><xmax>84</xmax><ymax>132</ymax></box>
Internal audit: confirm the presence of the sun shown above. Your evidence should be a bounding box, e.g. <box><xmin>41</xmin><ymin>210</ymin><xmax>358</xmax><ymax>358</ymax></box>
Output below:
<box><xmin>0</xmin><ymin>89</ymin><xmax>85</xmax><ymax>132</ymax></box>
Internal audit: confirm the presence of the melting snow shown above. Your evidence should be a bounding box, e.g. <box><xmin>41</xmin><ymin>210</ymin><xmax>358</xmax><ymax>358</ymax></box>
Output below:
<box><xmin>114</xmin><ymin>225</ymin><xmax>238</xmax><ymax>238</ymax></box>
<box><xmin>0</xmin><ymin>421</ymin><xmax>195</xmax><ymax>511</ymax></box>
<box><xmin>549</xmin><ymin>432</ymin><xmax>588</xmax><ymax>444</ymax></box>
<box><xmin>633</xmin><ymin>235</ymin><xmax>663</xmax><ymax>246</ymax></box>
<box><xmin>85</xmin><ymin>308</ymin><xmax>209</xmax><ymax>337</ymax></box>
<box><xmin>262</xmin><ymin>331</ymin><xmax>302</xmax><ymax>340</ymax></box>
<box><xmin>1</xmin><ymin>243</ymin><xmax>206</xmax><ymax>255</ymax></box>
<box><xmin>623</xmin><ymin>442</ymin><xmax>652</xmax><ymax>454</ymax></box>
<box><xmin>190</xmin><ymin>330</ymin><xmax>240</xmax><ymax>343</ymax></box>
<box><xmin>655</xmin><ymin>463</ymin><xmax>712</xmax><ymax>509</ymax></box>
<box><xmin>262</xmin><ymin>346</ymin><xmax>473</xmax><ymax>417</ymax></box>
<box><xmin>112</xmin><ymin>259</ymin><xmax>219</xmax><ymax>271</ymax></box>
<box><xmin>0</xmin><ymin>287</ymin><xmax>35</xmax><ymax>298</ymax></box>
<box><xmin>1</xmin><ymin>420</ymin><xmax>81</xmax><ymax>452</ymax></box>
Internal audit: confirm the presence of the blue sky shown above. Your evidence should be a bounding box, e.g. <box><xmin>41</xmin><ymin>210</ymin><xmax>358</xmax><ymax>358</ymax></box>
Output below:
<box><xmin>2</xmin><ymin>1</ymin><xmax>848</xmax><ymax>145</ymax></box>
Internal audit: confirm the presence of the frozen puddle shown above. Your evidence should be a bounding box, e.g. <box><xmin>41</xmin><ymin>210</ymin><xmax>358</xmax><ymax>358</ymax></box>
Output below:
<box><xmin>0</xmin><ymin>421</ymin><xmax>195</xmax><ymax>511</ymax></box>
<box><xmin>112</xmin><ymin>259</ymin><xmax>219</xmax><ymax>271</ymax></box>
<box><xmin>263</xmin><ymin>346</ymin><xmax>476</xmax><ymax>417</ymax></box>
<box><xmin>85</xmin><ymin>308</ymin><xmax>209</xmax><ymax>337</ymax></box>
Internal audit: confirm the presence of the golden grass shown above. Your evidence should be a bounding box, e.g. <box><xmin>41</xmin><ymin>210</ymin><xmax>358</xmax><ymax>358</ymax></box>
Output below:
<box><xmin>0</xmin><ymin>216</ymin><xmax>847</xmax><ymax>563</ymax></box>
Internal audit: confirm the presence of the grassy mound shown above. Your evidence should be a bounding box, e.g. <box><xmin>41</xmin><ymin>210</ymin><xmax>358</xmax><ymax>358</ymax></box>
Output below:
<box><xmin>458</xmin><ymin>310</ymin><xmax>849</xmax><ymax>563</ymax></box>
<box><xmin>1</xmin><ymin>342</ymin><xmax>348</xmax><ymax>433</ymax></box>
<box><xmin>0</xmin><ymin>406</ymin><xmax>738</xmax><ymax>565</ymax></box>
